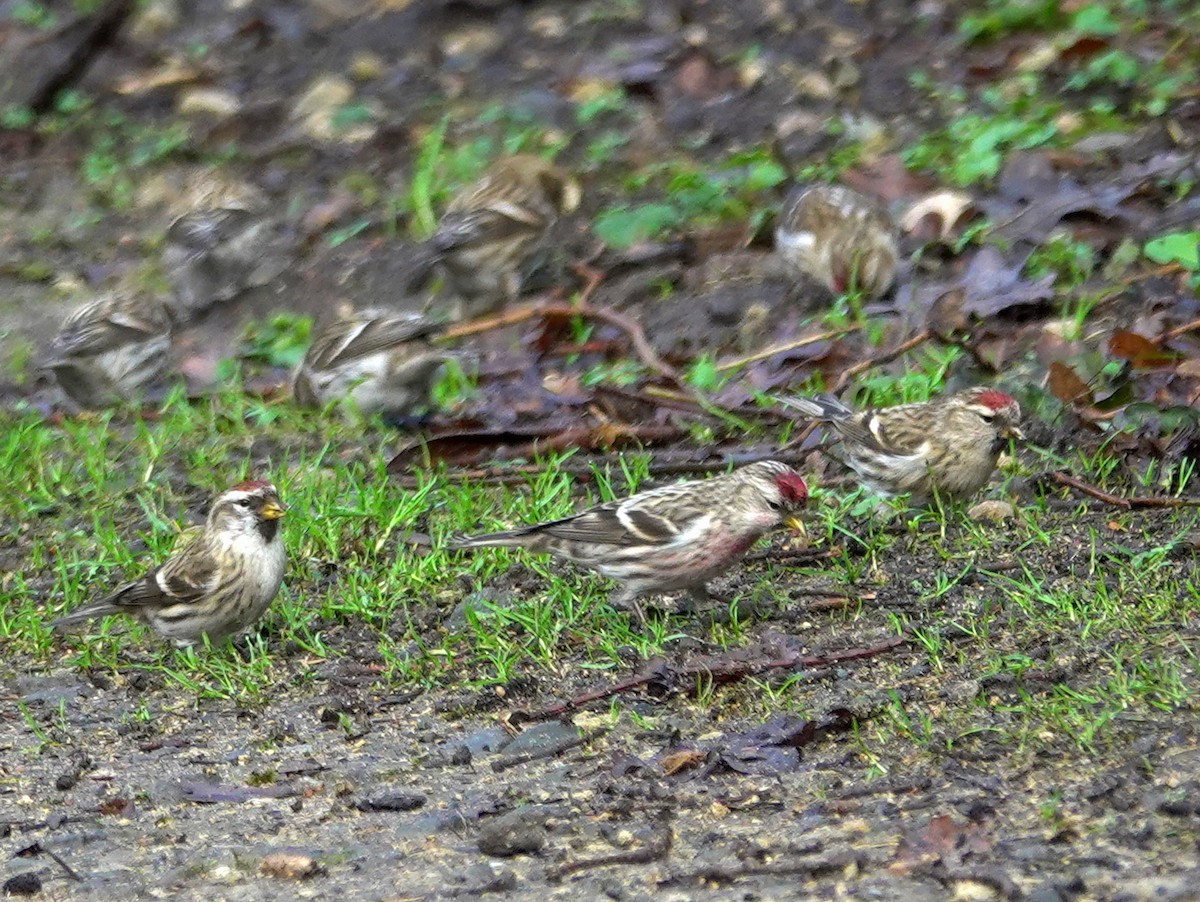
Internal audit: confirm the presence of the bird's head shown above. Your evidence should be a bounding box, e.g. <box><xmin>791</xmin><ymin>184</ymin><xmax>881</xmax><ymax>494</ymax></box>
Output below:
<box><xmin>959</xmin><ymin>388</ymin><xmax>1024</xmax><ymax>444</ymax></box>
<box><xmin>738</xmin><ymin>461</ymin><xmax>809</xmax><ymax>533</ymax></box>
<box><xmin>210</xmin><ymin>480</ymin><xmax>287</xmax><ymax>542</ymax></box>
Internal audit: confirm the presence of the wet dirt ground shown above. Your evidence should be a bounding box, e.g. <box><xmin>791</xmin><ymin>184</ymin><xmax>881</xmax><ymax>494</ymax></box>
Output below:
<box><xmin>5</xmin><ymin>503</ymin><xmax>1199</xmax><ymax>900</ymax></box>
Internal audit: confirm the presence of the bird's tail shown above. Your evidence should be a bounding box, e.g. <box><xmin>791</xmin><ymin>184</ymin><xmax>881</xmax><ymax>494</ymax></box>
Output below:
<box><xmin>774</xmin><ymin>393</ymin><xmax>854</xmax><ymax>421</ymax></box>
<box><xmin>447</xmin><ymin>525</ymin><xmax>546</xmax><ymax>551</ymax></box>
<box><xmin>52</xmin><ymin>600</ymin><xmax>117</xmax><ymax>631</ymax></box>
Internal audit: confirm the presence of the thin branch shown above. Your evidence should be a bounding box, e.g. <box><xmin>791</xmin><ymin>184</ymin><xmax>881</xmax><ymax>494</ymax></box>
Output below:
<box><xmin>1045</xmin><ymin>471</ymin><xmax>1200</xmax><ymax>509</ymax></box>
<box><xmin>548</xmin><ymin>813</ymin><xmax>674</xmax><ymax>881</ymax></box>
<box><xmin>831</xmin><ymin>329</ymin><xmax>933</xmax><ymax>393</ymax></box>
<box><xmin>661</xmin><ymin>851</ymin><xmax>865</xmax><ymax>888</ymax></box>
<box><xmin>510</xmin><ymin>636</ymin><xmax>904</xmax><ymax>724</ymax></box>
<box><xmin>1159</xmin><ymin>316</ymin><xmax>1200</xmax><ymax>343</ymax></box>
<box><xmin>439</xmin><ymin>301</ymin><xmax>683</xmax><ymax>385</ymax></box>
<box><xmin>716</xmin><ymin>327</ymin><xmax>858</xmax><ymax>373</ymax></box>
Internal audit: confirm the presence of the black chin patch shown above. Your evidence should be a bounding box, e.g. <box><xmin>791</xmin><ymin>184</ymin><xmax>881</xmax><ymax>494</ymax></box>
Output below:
<box><xmin>257</xmin><ymin>518</ymin><xmax>280</xmax><ymax>542</ymax></box>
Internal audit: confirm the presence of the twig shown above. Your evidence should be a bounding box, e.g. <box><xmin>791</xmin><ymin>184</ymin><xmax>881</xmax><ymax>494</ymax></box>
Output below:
<box><xmin>440</xmin><ymin>301</ymin><xmax>683</xmax><ymax>385</ymax></box>
<box><xmin>1045</xmin><ymin>471</ymin><xmax>1200</xmax><ymax>509</ymax></box>
<box><xmin>716</xmin><ymin>327</ymin><xmax>857</xmax><ymax>373</ymax></box>
<box><xmin>831</xmin><ymin>329</ymin><xmax>933</xmax><ymax>393</ymax></box>
<box><xmin>14</xmin><ymin>842</ymin><xmax>83</xmax><ymax>882</ymax></box>
<box><xmin>742</xmin><ymin>548</ymin><xmax>839</xmax><ymax>564</ymax></box>
<box><xmin>548</xmin><ymin>812</ymin><xmax>674</xmax><ymax>880</ymax></box>
<box><xmin>570</xmin><ymin>262</ymin><xmax>606</xmax><ymax>305</ymax></box>
<box><xmin>834</xmin><ymin>776</ymin><xmax>932</xmax><ymax>800</ymax></box>
<box><xmin>1091</xmin><ymin>263</ymin><xmax>1187</xmax><ymax>306</ymax></box>
<box><xmin>660</xmin><ymin>851</ymin><xmax>864</xmax><ymax>887</ymax></box>
<box><xmin>511</xmin><ymin>636</ymin><xmax>905</xmax><ymax>724</ymax></box>
<box><xmin>1159</xmin><ymin>316</ymin><xmax>1200</xmax><ymax>343</ymax></box>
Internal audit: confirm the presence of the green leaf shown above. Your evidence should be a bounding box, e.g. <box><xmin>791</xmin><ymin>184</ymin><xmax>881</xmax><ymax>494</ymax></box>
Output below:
<box><xmin>685</xmin><ymin>355</ymin><xmax>723</xmax><ymax>392</ymax></box>
<box><xmin>1144</xmin><ymin>232</ymin><xmax>1200</xmax><ymax>270</ymax></box>
<box><xmin>593</xmin><ymin>204</ymin><xmax>680</xmax><ymax>248</ymax></box>
<box><xmin>1070</xmin><ymin>4</ymin><xmax>1119</xmax><ymax>35</ymax></box>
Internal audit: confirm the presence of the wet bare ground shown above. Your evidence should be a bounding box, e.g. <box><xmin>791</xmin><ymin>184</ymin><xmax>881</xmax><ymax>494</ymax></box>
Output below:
<box><xmin>3</xmin><ymin>0</ymin><xmax>1200</xmax><ymax>899</ymax></box>
<box><xmin>4</xmin><ymin>500</ymin><xmax>1198</xmax><ymax>900</ymax></box>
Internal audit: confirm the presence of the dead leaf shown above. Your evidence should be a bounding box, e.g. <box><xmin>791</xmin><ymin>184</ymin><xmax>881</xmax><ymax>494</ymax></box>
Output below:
<box><xmin>1048</xmin><ymin>361</ymin><xmax>1093</xmax><ymax>404</ymax></box>
<box><xmin>843</xmin><ymin>154</ymin><xmax>936</xmax><ymax>204</ymax></box>
<box><xmin>113</xmin><ymin>58</ymin><xmax>204</xmax><ymax>94</ymax></box>
<box><xmin>674</xmin><ymin>50</ymin><xmax>734</xmax><ymax>101</ymax></box>
<box><xmin>660</xmin><ymin>749</ymin><xmax>706</xmax><ymax>776</ymax></box>
<box><xmin>958</xmin><ymin>246</ymin><xmax>1057</xmax><ymax>317</ymax></box>
<box><xmin>983</xmin><ymin>151</ymin><xmax>1135</xmax><ymax>246</ymax></box>
<box><xmin>1107</xmin><ymin>331</ymin><xmax>1180</xmax><ymax>369</ymax></box>
<box><xmin>926</xmin><ymin>287</ymin><xmax>968</xmax><ymax>336</ymax></box>
<box><xmin>97</xmin><ymin>798</ymin><xmax>131</xmax><ymax>816</ymax></box>
<box><xmin>889</xmin><ymin>814</ymin><xmax>992</xmax><ymax>876</ymax></box>
<box><xmin>900</xmin><ymin>190</ymin><xmax>977</xmax><ymax>241</ymax></box>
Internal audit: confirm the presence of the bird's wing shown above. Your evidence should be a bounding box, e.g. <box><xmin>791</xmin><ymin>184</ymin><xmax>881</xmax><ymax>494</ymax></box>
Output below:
<box><xmin>166</xmin><ymin>208</ymin><xmax>255</xmax><ymax>251</ymax></box>
<box><xmin>864</xmin><ymin>403</ymin><xmax>932</xmax><ymax>455</ymax></box>
<box><xmin>431</xmin><ymin>205</ymin><xmax>540</xmax><ymax>252</ymax></box>
<box><xmin>52</xmin><ymin>306</ymin><xmax>167</xmax><ymax>358</ymax></box>
<box><xmin>535</xmin><ymin>487</ymin><xmax>707</xmax><ymax>548</ymax></box>
<box><xmin>434</xmin><ymin>169</ymin><xmax>547</xmax><ymax>253</ymax></box>
<box><xmin>307</xmin><ymin>315</ymin><xmax>438</xmax><ymax>370</ymax></box>
<box><xmin>116</xmin><ymin>538</ymin><xmax>222</xmax><ymax>608</ymax></box>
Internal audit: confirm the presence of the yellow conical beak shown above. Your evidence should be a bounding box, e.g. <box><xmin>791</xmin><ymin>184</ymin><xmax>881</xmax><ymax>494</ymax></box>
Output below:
<box><xmin>260</xmin><ymin>499</ymin><xmax>287</xmax><ymax>520</ymax></box>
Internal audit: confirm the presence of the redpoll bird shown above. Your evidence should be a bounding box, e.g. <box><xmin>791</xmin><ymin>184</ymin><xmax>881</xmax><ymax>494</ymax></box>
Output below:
<box><xmin>53</xmin><ymin>481</ymin><xmax>287</xmax><ymax>647</ymax></box>
<box><xmin>775</xmin><ymin>184</ymin><xmax>899</xmax><ymax>299</ymax></box>
<box><xmin>777</xmin><ymin>388</ymin><xmax>1023</xmax><ymax>499</ymax></box>
<box><xmin>430</xmin><ymin>154</ymin><xmax>582</xmax><ymax>320</ymax></box>
<box><xmin>449</xmin><ymin>461</ymin><xmax>808</xmax><ymax>623</ymax></box>
<box><xmin>46</xmin><ymin>294</ymin><xmax>174</xmax><ymax>409</ymax></box>
<box><xmin>292</xmin><ymin>308</ymin><xmax>455</xmax><ymax>418</ymax></box>
<box><xmin>163</xmin><ymin>205</ymin><xmax>286</xmax><ymax>320</ymax></box>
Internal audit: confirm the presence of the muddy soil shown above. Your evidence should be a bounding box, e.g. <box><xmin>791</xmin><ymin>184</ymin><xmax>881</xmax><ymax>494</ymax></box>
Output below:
<box><xmin>4</xmin><ymin>503</ymin><xmax>1199</xmax><ymax>900</ymax></box>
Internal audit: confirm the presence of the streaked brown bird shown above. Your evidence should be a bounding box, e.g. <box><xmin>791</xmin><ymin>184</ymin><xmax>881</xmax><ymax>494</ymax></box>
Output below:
<box><xmin>430</xmin><ymin>154</ymin><xmax>581</xmax><ymax>320</ymax></box>
<box><xmin>449</xmin><ymin>461</ymin><xmax>808</xmax><ymax>624</ymax></box>
<box><xmin>775</xmin><ymin>184</ymin><xmax>899</xmax><ymax>299</ymax></box>
<box><xmin>53</xmin><ymin>481</ymin><xmax>287</xmax><ymax>647</ymax></box>
<box><xmin>292</xmin><ymin>308</ymin><xmax>456</xmax><ymax>418</ymax></box>
<box><xmin>46</xmin><ymin>294</ymin><xmax>174</xmax><ymax>409</ymax></box>
<box><xmin>163</xmin><ymin>205</ymin><xmax>287</xmax><ymax>321</ymax></box>
<box><xmin>776</xmin><ymin>388</ymin><xmax>1023</xmax><ymax>500</ymax></box>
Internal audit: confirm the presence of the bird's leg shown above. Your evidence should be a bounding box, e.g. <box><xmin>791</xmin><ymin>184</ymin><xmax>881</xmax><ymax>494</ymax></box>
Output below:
<box><xmin>679</xmin><ymin>584</ymin><xmax>718</xmax><ymax>616</ymax></box>
<box><xmin>609</xmin><ymin>586</ymin><xmax>647</xmax><ymax>628</ymax></box>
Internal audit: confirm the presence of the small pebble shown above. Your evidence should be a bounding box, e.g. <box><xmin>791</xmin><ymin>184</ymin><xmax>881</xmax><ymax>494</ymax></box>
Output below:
<box><xmin>357</xmin><ymin>792</ymin><xmax>427</xmax><ymax>813</ymax></box>
<box><xmin>967</xmin><ymin>500</ymin><xmax>1015</xmax><ymax>523</ymax></box>
<box><xmin>477</xmin><ymin>811</ymin><xmax>547</xmax><ymax>856</ymax></box>
<box><xmin>260</xmin><ymin>852</ymin><xmax>326</xmax><ymax>879</ymax></box>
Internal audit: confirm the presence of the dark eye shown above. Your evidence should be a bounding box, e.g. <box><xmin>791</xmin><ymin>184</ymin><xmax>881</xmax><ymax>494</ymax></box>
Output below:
<box><xmin>978</xmin><ymin>411</ymin><xmax>995</xmax><ymax>422</ymax></box>
<box><xmin>238</xmin><ymin>498</ymin><xmax>252</xmax><ymax>507</ymax></box>
<box><xmin>767</xmin><ymin>499</ymin><xmax>782</xmax><ymax>511</ymax></box>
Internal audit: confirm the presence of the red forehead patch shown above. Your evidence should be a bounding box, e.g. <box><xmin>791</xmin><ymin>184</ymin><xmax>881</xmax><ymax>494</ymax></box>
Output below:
<box><xmin>976</xmin><ymin>389</ymin><xmax>1016</xmax><ymax>411</ymax></box>
<box><xmin>774</xmin><ymin>471</ymin><xmax>809</xmax><ymax>503</ymax></box>
<box><xmin>231</xmin><ymin>479</ymin><xmax>272</xmax><ymax>493</ymax></box>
